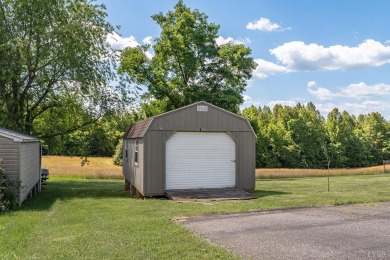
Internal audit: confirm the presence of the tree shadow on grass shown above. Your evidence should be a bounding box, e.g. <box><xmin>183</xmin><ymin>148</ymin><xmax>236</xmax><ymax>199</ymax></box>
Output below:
<box><xmin>16</xmin><ymin>179</ymin><xmax>128</xmax><ymax>212</ymax></box>
<box><xmin>252</xmin><ymin>190</ymin><xmax>291</xmax><ymax>198</ymax></box>
<box><xmin>13</xmin><ymin>179</ymin><xmax>292</xmax><ymax>212</ymax></box>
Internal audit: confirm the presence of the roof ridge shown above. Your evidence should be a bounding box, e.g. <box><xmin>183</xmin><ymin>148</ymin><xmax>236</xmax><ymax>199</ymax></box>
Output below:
<box><xmin>0</xmin><ymin>127</ymin><xmax>40</xmax><ymax>142</ymax></box>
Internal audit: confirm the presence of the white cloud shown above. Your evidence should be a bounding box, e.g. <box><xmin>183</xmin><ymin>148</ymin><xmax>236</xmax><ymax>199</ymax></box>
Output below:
<box><xmin>252</xmin><ymin>39</ymin><xmax>390</xmax><ymax>79</ymax></box>
<box><xmin>316</xmin><ymin>101</ymin><xmax>390</xmax><ymax>119</ymax></box>
<box><xmin>270</xmin><ymin>39</ymin><xmax>390</xmax><ymax>71</ymax></box>
<box><xmin>246</xmin><ymin>17</ymin><xmax>289</xmax><ymax>32</ymax></box>
<box><xmin>142</xmin><ymin>36</ymin><xmax>153</xmax><ymax>45</ymax></box>
<box><xmin>267</xmin><ymin>100</ymin><xmax>297</xmax><ymax>108</ymax></box>
<box><xmin>307</xmin><ymin>81</ymin><xmax>316</xmax><ymax>88</ymax></box>
<box><xmin>107</xmin><ymin>32</ymin><xmax>139</xmax><ymax>50</ymax></box>
<box><xmin>340</xmin><ymin>82</ymin><xmax>390</xmax><ymax>98</ymax></box>
<box><xmin>306</xmin><ymin>81</ymin><xmax>340</xmax><ymax>100</ymax></box>
<box><xmin>216</xmin><ymin>36</ymin><xmax>251</xmax><ymax>46</ymax></box>
<box><xmin>314</xmin><ymin>103</ymin><xmax>336</xmax><ymax>116</ymax></box>
<box><xmin>216</xmin><ymin>36</ymin><xmax>233</xmax><ymax>45</ymax></box>
<box><xmin>308</xmin><ymin>86</ymin><xmax>341</xmax><ymax>100</ymax></box>
<box><xmin>253</xmin><ymin>59</ymin><xmax>288</xmax><ymax>78</ymax></box>
<box><xmin>240</xmin><ymin>95</ymin><xmax>261</xmax><ymax>109</ymax></box>
<box><xmin>243</xmin><ymin>95</ymin><xmax>251</xmax><ymax>101</ymax></box>
<box><xmin>141</xmin><ymin>36</ymin><xmax>155</xmax><ymax>59</ymax></box>
<box><xmin>308</xmin><ymin>81</ymin><xmax>390</xmax><ymax>101</ymax></box>
<box><xmin>308</xmin><ymin>82</ymin><xmax>390</xmax><ymax>118</ymax></box>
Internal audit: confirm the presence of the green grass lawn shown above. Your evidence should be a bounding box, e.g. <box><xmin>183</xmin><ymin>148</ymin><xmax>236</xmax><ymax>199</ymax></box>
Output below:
<box><xmin>1</xmin><ymin>174</ymin><xmax>390</xmax><ymax>259</ymax></box>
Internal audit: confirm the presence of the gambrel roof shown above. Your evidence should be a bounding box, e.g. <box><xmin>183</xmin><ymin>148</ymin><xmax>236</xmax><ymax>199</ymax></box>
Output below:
<box><xmin>123</xmin><ymin>101</ymin><xmax>255</xmax><ymax>139</ymax></box>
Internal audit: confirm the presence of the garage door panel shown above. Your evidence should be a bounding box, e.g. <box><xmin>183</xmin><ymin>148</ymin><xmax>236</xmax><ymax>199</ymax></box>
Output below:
<box><xmin>166</xmin><ymin>132</ymin><xmax>235</xmax><ymax>190</ymax></box>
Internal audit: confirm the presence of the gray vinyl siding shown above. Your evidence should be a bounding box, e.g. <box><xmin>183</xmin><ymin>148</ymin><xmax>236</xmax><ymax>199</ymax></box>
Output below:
<box><xmin>19</xmin><ymin>142</ymin><xmax>41</xmax><ymax>203</ymax></box>
<box><xmin>123</xmin><ymin>101</ymin><xmax>256</xmax><ymax>196</ymax></box>
<box><xmin>135</xmin><ymin>139</ymin><xmax>144</xmax><ymax>194</ymax></box>
<box><xmin>122</xmin><ymin>139</ymin><xmax>131</xmax><ymax>182</ymax></box>
<box><xmin>0</xmin><ymin>136</ymin><xmax>19</xmax><ymax>181</ymax></box>
<box><xmin>123</xmin><ymin>138</ymin><xmax>145</xmax><ymax>194</ymax></box>
<box><xmin>230</xmin><ymin>131</ymin><xmax>256</xmax><ymax>190</ymax></box>
<box><xmin>143</xmin><ymin>131</ymin><xmax>167</xmax><ymax>195</ymax></box>
<box><xmin>150</xmin><ymin>104</ymin><xmax>251</xmax><ymax>132</ymax></box>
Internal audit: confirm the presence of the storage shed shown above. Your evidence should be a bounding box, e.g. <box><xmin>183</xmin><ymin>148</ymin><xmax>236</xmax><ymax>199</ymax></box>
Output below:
<box><xmin>122</xmin><ymin>101</ymin><xmax>256</xmax><ymax>197</ymax></box>
<box><xmin>0</xmin><ymin>127</ymin><xmax>41</xmax><ymax>204</ymax></box>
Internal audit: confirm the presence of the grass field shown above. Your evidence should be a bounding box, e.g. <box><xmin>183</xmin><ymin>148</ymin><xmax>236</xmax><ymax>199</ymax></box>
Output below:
<box><xmin>42</xmin><ymin>156</ymin><xmax>122</xmax><ymax>179</ymax></box>
<box><xmin>42</xmin><ymin>155</ymin><xmax>387</xmax><ymax>179</ymax></box>
<box><xmin>1</xmin><ymin>174</ymin><xmax>390</xmax><ymax>259</ymax></box>
<box><xmin>256</xmin><ymin>165</ymin><xmax>387</xmax><ymax>178</ymax></box>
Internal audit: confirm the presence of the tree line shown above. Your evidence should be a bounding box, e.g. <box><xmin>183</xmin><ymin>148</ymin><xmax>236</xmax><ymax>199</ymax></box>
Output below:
<box><xmin>242</xmin><ymin>103</ymin><xmax>390</xmax><ymax>169</ymax></box>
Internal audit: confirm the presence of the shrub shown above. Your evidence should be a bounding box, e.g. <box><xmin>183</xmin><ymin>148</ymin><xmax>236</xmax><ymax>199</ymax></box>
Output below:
<box><xmin>0</xmin><ymin>159</ymin><xmax>21</xmax><ymax>211</ymax></box>
<box><xmin>113</xmin><ymin>139</ymin><xmax>123</xmax><ymax>166</ymax></box>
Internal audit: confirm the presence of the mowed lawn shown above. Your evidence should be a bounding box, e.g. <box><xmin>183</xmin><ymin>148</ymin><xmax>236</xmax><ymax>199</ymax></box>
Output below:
<box><xmin>1</xmin><ymin>174</ymin><xmax>390</xmax><ymax>259</ymax></box>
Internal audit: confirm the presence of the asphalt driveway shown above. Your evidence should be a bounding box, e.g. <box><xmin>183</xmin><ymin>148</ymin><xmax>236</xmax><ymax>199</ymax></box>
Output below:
<box><xmin>179</xmin><ymin>202</ymin><xmax>390</xmax><ymax>259</ymax></box>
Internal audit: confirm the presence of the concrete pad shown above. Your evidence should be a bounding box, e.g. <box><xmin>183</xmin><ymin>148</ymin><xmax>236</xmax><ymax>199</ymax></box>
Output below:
<box><xmin>179</xmin><ymin>203</ymin><xmax>390</xmax><ymax>259</ymax></box>
<box><xmin>166</xmin><ymin>188</ymin><xmax>256</xmax><ymax>202</ymax></box>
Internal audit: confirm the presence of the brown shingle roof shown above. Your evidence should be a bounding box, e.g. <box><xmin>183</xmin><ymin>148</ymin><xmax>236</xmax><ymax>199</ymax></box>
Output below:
<box><xmin>123</xmin><ymin>117</ymin><xmax>153</xmax><ymax>139</ymax></box>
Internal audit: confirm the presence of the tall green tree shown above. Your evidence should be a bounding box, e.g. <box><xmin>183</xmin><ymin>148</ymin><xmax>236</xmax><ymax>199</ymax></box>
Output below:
<box><xmin>286</xmin><ymin>103</ymin><xmax>326</xmax><ymax>168</ymax></box>
<box><xmin>325</xmin><ymin>108</ymin><xmax>348</xmax><ymax>167</ymax></box>
<box><xmin>242</xmin><ymin>106</ymin><xmax>268</xmax><ymax>167</ymax></box>
<box><xmin>119</xmin><ymin>0</ymin><xmax>256</xmax><ymax>114</ymax></box>
<box><xmin>0</xmin><ymin>0</ymin><xmax>129</xmax><ymax>135</ymax></box>
<box><xmin>266</xmin><ymin>122</ymin><xmax>299</xmax><ymax>168</ymax></box>
<box><xmin>358</xmin><ymin>112</ymin><xmax>388</xmax><ymax>165</ymax></box>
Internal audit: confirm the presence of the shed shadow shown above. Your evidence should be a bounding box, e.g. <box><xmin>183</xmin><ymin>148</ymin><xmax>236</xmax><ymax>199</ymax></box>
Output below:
<box><xmin>252</xmin><ymin>190</ymin><xmax>291</xmax><ymax>198</ymax></box>
<box><xmin>15</xmin><ymin>179</ymin><xmax>127</xmax><ymax>212</ymax></box>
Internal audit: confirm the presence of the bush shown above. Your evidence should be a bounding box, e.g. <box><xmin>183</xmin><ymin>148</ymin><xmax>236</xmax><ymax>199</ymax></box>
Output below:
<box><xmin>113</xmin><ymin>139</ymin><xmax>123</xmax><ymax>166</ymax></box>
<box><xmin>0</xmin><ymin>159</ymin><xmax>21</xmax><ymax>211</ymax></box>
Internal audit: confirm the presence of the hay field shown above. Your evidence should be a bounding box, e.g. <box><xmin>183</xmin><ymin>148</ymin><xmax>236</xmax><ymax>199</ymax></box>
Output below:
<box><xmin>42</xmin><ymin>156</ymin><xmax>122</xmax><ymax>179</ymax></box>
<box><xmin>256</xmin><ymin>165</ymin><xmax>387</xmax><ymax>178</ymax></box>
<box><xmin>42</xmin><ymin>155</ymin><xmax>388</xmax><ymax>180</ymax></box>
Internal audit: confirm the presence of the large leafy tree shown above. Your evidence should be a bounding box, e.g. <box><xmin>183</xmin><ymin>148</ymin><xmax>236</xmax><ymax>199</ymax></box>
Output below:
<box><xmin>282</xmin><ymin>103</ymin><xmax>326</xmax><ymax>168</ymax></box>
<box><xmin>325</xmin><ymin>108</ymin><xmax>365</xmax><ymax>167</ymax></box>
<box><xmin>0</xmin><ymin>0</ymin><xmax>128</xmax><ymax>135</ymax></box>
<box><xmin>36</xmin><ymin>107</ymin><xmax>134</xmax><ymax>156</ymax></box>
<box><xmin>119</xmin><ymin>0</ymin><xmax>256</xmax><ymax>113</ymax></box>
<box><xmin>358</xmin><ymin>112</ymin><xmax>389</xmax><ymax>165</ymax></box>
<box><xmin>242</xmin><ymin>106</ymin><xmax>270</xmax><ymax>167</ymax></box>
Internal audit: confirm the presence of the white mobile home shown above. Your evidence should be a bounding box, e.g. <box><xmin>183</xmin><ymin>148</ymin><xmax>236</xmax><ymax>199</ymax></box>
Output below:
<box><xmin>0</xmin><ymin>127</ymin><xmax>41</xmax><ymax>204</ymax></box>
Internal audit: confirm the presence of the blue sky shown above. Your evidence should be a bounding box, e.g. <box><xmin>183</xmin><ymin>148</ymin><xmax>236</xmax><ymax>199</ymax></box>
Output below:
<box><xmin>100</xmin><ymin>0</ymin><xmax>390</xmax><ymax>119</ymax></box>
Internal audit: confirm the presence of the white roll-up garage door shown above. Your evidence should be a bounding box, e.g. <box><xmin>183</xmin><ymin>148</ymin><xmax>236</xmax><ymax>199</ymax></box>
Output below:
<box><xmin>166</xmin><ymin>132</ymin><xmax>235</xmax><ymax>190</ymax></box>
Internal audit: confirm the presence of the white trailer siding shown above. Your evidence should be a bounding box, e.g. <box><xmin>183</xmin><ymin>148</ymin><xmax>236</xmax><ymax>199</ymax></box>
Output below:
<box><xmin>0</xmin><ymin>136</ymin><xmax>20</xmax><ymax>181</ymax></box>
<box><xmin>19</xmin><ymin>142</ymin><xmax>41</xmax><ymax>203</ymax></box>
<box><xmin>0</xmin><ymin>128</ymin><xmax>41</xmax><ymax>204</ymax></box>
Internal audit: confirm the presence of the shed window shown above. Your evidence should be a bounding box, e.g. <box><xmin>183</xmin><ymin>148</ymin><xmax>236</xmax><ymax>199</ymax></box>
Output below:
<box><xmin>125</xmin><ymin>148</ymin><xmax>128</xmax><ymax>161</ymax></box>
<box><xmin>134</xmin><ymin>140</ymin><xmax>139</xmax><ymax>164</ymax></box>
